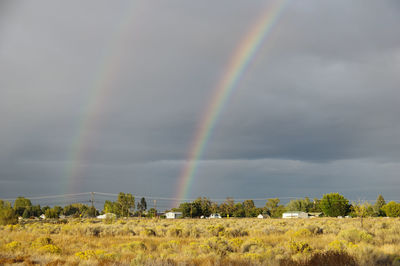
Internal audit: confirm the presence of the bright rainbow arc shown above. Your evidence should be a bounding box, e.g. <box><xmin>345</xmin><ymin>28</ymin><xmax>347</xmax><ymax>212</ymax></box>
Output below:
<box><xmin>65</xmin><ymin>2</ymin><xmax>137</xmax><ymax>194</ymax></box>
<box><xmin>174</xmin><ymin>0</ymin><xmax>289</xmax><ymax>206</ymax></box>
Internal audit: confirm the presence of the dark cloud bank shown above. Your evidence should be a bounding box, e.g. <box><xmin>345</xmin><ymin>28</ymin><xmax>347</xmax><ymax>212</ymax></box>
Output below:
<box><xmin>1</xmin><ymin>0</ymin><xmax>400</xmax><ymax>203</ymax></box>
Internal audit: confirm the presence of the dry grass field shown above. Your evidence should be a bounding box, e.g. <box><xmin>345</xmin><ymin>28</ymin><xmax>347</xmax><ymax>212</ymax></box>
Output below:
<box><xmin>1</xmin><ymin>217</ymin><xmax>400</xmax><ymax>265</ymax></box>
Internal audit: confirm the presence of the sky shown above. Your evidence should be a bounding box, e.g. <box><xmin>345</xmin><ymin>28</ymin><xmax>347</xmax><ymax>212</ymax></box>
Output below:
<box><xmin>1</xmin><ymin>0</ymin><xmax>400</xmax><ymax>206</ymax></box>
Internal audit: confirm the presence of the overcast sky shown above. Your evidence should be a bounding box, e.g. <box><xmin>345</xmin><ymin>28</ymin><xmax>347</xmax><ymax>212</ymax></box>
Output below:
<box><xmin>1</xmin><ymin>0</ymin><xmax>400</xmax><ymax>205</ymax></box>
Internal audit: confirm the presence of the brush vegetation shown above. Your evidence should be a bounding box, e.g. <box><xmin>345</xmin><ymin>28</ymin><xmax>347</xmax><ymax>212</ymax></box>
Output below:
<box><xmin>1</xmin><ymin>217</ymin><xmax>400</xmax><ymax>265</ymax></box>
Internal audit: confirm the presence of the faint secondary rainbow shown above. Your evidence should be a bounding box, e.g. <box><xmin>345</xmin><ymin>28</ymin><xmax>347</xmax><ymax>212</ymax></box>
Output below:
<box><xmin>174</xmin><ymin>0</ymin><xmax>289</xmax><ymax>206</ymax></box>
<box><xmin>65</xmin><ymin>2</ymin><xmax>137</xmax><ymax>194</ymax></box>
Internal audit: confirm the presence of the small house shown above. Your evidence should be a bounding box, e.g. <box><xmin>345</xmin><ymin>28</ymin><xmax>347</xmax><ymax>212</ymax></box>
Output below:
<box><xmin>282</xmin><ymin>211</ymin><xmax>308</xmax><ymax>219</ymax></box>
<box><xmin>97</xmin><ymin>213</ymin><xmax>116</xmax><ymax>219</ymax></box>
<box><xmin>257</xmin><ymin>214</ymin><xmax>265</xmax><ymax>219</ymax></box>
<box><xmin>209</xmin><ymin>213</ymin><xmax>222</xmax><ymax>219</ymax></box>
<box><xmin>308</xmin><ymin>212</ymin><xmax>322</xmax><ymax>218</ymax></box>
<box><xmin>166</xmin><ymin>212</ymin><xmax>182</xmax><ymax>219</ymax></box>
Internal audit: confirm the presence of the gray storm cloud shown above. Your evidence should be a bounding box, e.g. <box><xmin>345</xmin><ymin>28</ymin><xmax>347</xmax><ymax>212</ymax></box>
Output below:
<box><xmin>1</xmin><ymin>0</ymin><xmax>400</xmax><ymax>202</ymax></box>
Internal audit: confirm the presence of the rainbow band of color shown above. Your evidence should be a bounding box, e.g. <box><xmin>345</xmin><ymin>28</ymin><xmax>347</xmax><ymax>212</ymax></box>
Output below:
<box><xmin>174</xmin><ymin>0</ymin><xmax>289</xmax><ymax>206</ymax></box>
<box><xmin>65</xmin><ymin>2</ymin><xmax>137</xmax><ymax>193</ymax></box>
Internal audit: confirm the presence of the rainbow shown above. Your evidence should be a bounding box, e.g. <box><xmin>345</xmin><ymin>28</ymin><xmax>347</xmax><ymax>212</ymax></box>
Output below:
<box><xmin>65</xmin><ymin>2</ymin><xmax>137</xmax><ymax>193</ymax></box>
<box><xmin>174</xmin><ymin>0</ymin><xmax>289</xmax><ymax>206</ymax></box>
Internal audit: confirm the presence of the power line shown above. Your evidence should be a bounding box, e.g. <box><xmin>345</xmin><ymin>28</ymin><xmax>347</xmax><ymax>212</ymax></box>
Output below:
<box><xmin>2</xmin><ymin>192</ymin><xmax>397</xmax><ymax>205</ymax></box>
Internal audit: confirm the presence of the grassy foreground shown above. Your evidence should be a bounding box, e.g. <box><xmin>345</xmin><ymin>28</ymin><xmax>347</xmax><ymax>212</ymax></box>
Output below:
<box><xmin>1</xmin><ymin>218</ymin><xmax>400</xmax><ymax>265</ymax></box>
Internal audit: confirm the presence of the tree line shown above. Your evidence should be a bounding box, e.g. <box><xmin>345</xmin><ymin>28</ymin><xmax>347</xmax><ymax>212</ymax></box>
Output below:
<box><xmin>1</xmin><ymin>192</ymin><xmax>399</xmax><ymax>225</ymax></box>
<box><xmin>172</xmin><ymin>193</ymin><xmax>397</xmax><ymax>218</ymax></box>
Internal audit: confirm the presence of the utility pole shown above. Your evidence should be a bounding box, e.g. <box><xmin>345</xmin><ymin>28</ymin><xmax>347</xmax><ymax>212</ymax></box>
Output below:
<box><xmin>90</xmin><ymin>192</ymin><xmax>94</xmax><ymax>208</ymax></box>
<box><xmin>154</xmin><ymin>199</ymin><xmax>157</xmax><ymax>218</ymax></box>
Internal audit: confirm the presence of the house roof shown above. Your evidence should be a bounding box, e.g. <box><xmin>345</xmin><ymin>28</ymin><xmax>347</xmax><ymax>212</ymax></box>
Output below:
<box><xmin>166</xmin><ymin>212</ymin><xmax>182</xmax><ymax>214</ymax></box>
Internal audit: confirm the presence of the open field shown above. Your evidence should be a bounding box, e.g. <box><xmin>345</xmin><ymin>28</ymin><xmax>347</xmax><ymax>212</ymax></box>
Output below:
<box><xmin>1</xmin><ymin>218</ymin><xmax>400</xmax><ymax>265</ymax></box>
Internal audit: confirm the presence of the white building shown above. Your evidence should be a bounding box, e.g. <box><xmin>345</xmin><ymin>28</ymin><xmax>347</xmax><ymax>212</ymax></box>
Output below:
<box><xmin>96</xmin><ymin>213</ymin><xmax>116</xmax><ymax>219</ymax></box>
<box><xmin>282</xmin><ymin>211</ymin><xmax>309</xmax><ymax>219</ymax></box>
<box><xmin>166</xmin><ymin>212</ymin><xmax>182</xmax><ymax>219</ymax></box>
<box><xmin>209</xmin><ymin>213</ymin><xmax>222</xmax><ymax>219</ymax></box>
<box><xmin>257</xmin><ymin>214</ymin><xmax>265</xmax><ymax>219</ymax></box>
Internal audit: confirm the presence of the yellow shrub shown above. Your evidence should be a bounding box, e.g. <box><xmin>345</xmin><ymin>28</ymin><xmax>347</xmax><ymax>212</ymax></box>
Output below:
<box><xmin>288</xmin><ymin>240</ymin><xmax>312</xmax><ymax>254</ymax></box>
<box><xmin>229</xmin><ymin>238</ymin><xmax>244</xmax><ymax>252</ymax></box>
<box><xmin>338</xmin><ymin>228</ymin><xmax>373</xmax><ymax>243</ymax></box>
<box><xmin>38</xmin><ymin>244</ymin><xmax>62</xmax><ymax>254</ymax></box>
<box><xmin>293</xmin><ymin>228</ymin><xmax>312</xmax><ymax>237</ymax></box>
<box><xmin>122</xmin><ymin>240</ymin><xmax>147</xmax><ymax>251</ymax></box>
<box><xmin>75</xmin><ymin>250</ymin><xmax>97</xmax><ymax>260</ymax></box>
<box><xmin>5</xmin><ymin>241</ymin><xmax>21</xmax><ymax>250</ymax></box>
<box><xmin>31</xmin><ymin>237</ymin><xmax>53</xmax><ymax>248</ymax></box>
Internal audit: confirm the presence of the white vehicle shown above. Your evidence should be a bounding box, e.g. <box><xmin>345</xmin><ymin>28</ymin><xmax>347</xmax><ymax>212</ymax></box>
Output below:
<box><xmin>209</xmin><ymin>213</ymin><xmax>222</xmax><ymax>219</ymax></box>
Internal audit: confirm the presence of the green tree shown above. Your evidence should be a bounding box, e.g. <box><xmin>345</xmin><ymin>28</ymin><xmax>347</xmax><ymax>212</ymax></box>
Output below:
<box><xmin>117</xmin><ymin>192</ymin><xmax>135</xmax><ymax>217</ymax></box>
<box><xmin>63</xmin><ymin>204</ymin><xmax>81</xmax><ymax>216</ymax></box>
<box><xmin>308</xmin><ymin>198</ymin><xmax>322</xmax><ymax>213</ymax></box>
<box><xmin>286</xmin><ymin>198</ymin><xmax>313</xmax><ymax>212</ymax></box>
<box><xmin>243</xmin><ymin>200</ymin><xmax>257</xmax><ymax>217</ymax></box>
<box><xmin>210</xmin><ymin>202</ymin><xmax>219</xmax><ymax>214</ymax></box>
<box><xmin>13</xmin><ymin>197</ymin><xmax>32</xmax><ymax>216</ymax></box>
<box><xmin>137</xmin><ymin>197</ymin><xmax>147</xmax><ymax>217</ymax></box>
<box><xmin>179</xmin><ymin>202</ymin><xmax>192</xmax><ymax>218</ymax></box>
<box><xmin>22</xmin><ymin>208</ymin><xmax>30</xmax><ymax>219</ymax></box>
<box><xmin>233</xmin><ymin>203</ymin><xmax>245</xmax><ymax>217</ymax></box>
<box><xmin>265</xmin><ymin>198</ymin><xmax>286</xmax><ymax>218</ymax></box>
<box><xmin>83</xmin><ymin>206</ymin><xmax>98</xmax><ymax>217</ymax></box>
<box><xmin>382</xmin><ymin>201</ymin><xmax>400</xmax><ymax>217</ymax></box>
<box><xmin>45</xmin><ymin>208</ymin><xmax>59</xmax><ymax>219</ymax></box>
<box><xmin>31</xmin><ymin>205</ymin><xmax>42</xmax><ymax>217</ymax></box>
<box><xmin>351</xmin><ymin>201</ymin><xmax>373</xmax><ymax>228</ymax></box>
<box><xmin>221</xmin><ymin>197</ymin><xmax>235</xmax><ymax>217</ymax></box>
<box><xmin>103</xmin><ymin>200</ymin><xmax>118</xmax><ymax>214</ymax></box>
<box><xmin>191</xmin><ymin>197</ymin><xmax>212</xmax><ymax>217</ymax></box>
<box><xmin>0</xmin><ymin>200</ymin><xmax>18</xmax><ymax>225</ymax></box>
<box><xmin>374</xmin><ymin>194</ymin><xmax>386</xmax><ymax>216</ymax></box>
<box><xmin>320</xmin><ymin>193</ymin><xmax>349</xmax><ymax>217</ymax></box>
<box><xmin>147</xmin><ymin>208</ymin><xmax>157</xmax><ymax>218</ymax></box>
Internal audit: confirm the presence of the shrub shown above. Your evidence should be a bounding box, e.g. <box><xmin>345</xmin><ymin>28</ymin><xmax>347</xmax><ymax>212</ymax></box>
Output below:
<box><xmin>306</xmin><ymin>225</ymin><xmax>323</xmax><ymax>234</ymax></box>
<box><xmin>207</xmin><ymin>237</ymin><xmax>232</xmax><ymax>256</ymax></box>
<box><xmin>5</xmin><ymin>241</ymin><xmax>21</xmax><ymax>251</ymax></box>
<box><xmin>288</xmin><ymin>240</ymin><xmax>312</xmax><ymax>254</ymax></box>
<box><xmin>393</xmin><ymin>257</ymin><xmax>400</xmax><ymax>266</ymax></box>
<box><xmin>338</xmin><ymin>228</ymin><xmax>373</xmax><ymax>243</ymax></box>
<box><xmin>38</xmin><ymin>244</ymin><xmax>62</xmax><ymax>254</ymax></box>
<box><xmin>122</xmin><ymin>241</ymin><xmax>147</xmax><ymax>251</ymax></box>
<box><xmin>141</xmin><ymin>228</ymin><xmax>156</xmax><ymax>237</ymax></box>
<box><xmin>32</xmin><ymin>237</ymin><xmax>53</xmax><ymax>248</ymax></box>
<box><xmin>328</xmin><ymin>240</ymin><xmax>356</xmax><ymax>251</ymax></box>
<box><xmin>167</xmin><ymin>227</ymin><xmax>183</xmax><ymax>237</ymax></box>
<box><xmin>207</xmin><ymin>224</ymin><xmax>225</xmax><ymax>236</ymax></box>
<box><xmin>229</xmin><ymin>238</ymin><xmax>244</xmax><ymax>252</ymax></box>
<box><xmin>293</xmin><ymin>228</ymin><xmax>312</xmax><ymax>237</ymax></box>
<box><xmin>306</xmin><ymin>250</ymin><xmax>357</xmax><ymax>266</ymax></box>
<box><xmin>225</xmin><ymin>227</ymin><xmax>249</xmax><ymax>237</ymax></box>
<box><xmin>75</xmin><ymin>250</ymin><xmax>97</xmax><ymax>260</ymax></box>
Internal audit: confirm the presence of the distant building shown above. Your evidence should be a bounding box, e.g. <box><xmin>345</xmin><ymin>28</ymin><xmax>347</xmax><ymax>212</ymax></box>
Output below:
<box><xmin>282</xmin><ymin>211</ymin><xmax>309</xmax><ymax>219</ymax></box>
<box><xmin>97</xmin><ymin>213</ymin><xmax>116</xmax><ymax>219</ymax></box>
<box><xmin>308</xmin><ymin>212</ymin><xmax>322</xmax><ymax>218</ymax></box>
<box><xmin>166</xmin><ymin>212</ymin><xmax>182</xmax><ymax>219</ymax></box>
<box><xmin>209</xmin><ymin>213</ymin><xmax>222</xmax><ymax>219</ymax></box>
<box><xmin>257</xmin><ymin>214</ymin><xmax>266</xmax><ymax>219</ymax></box>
